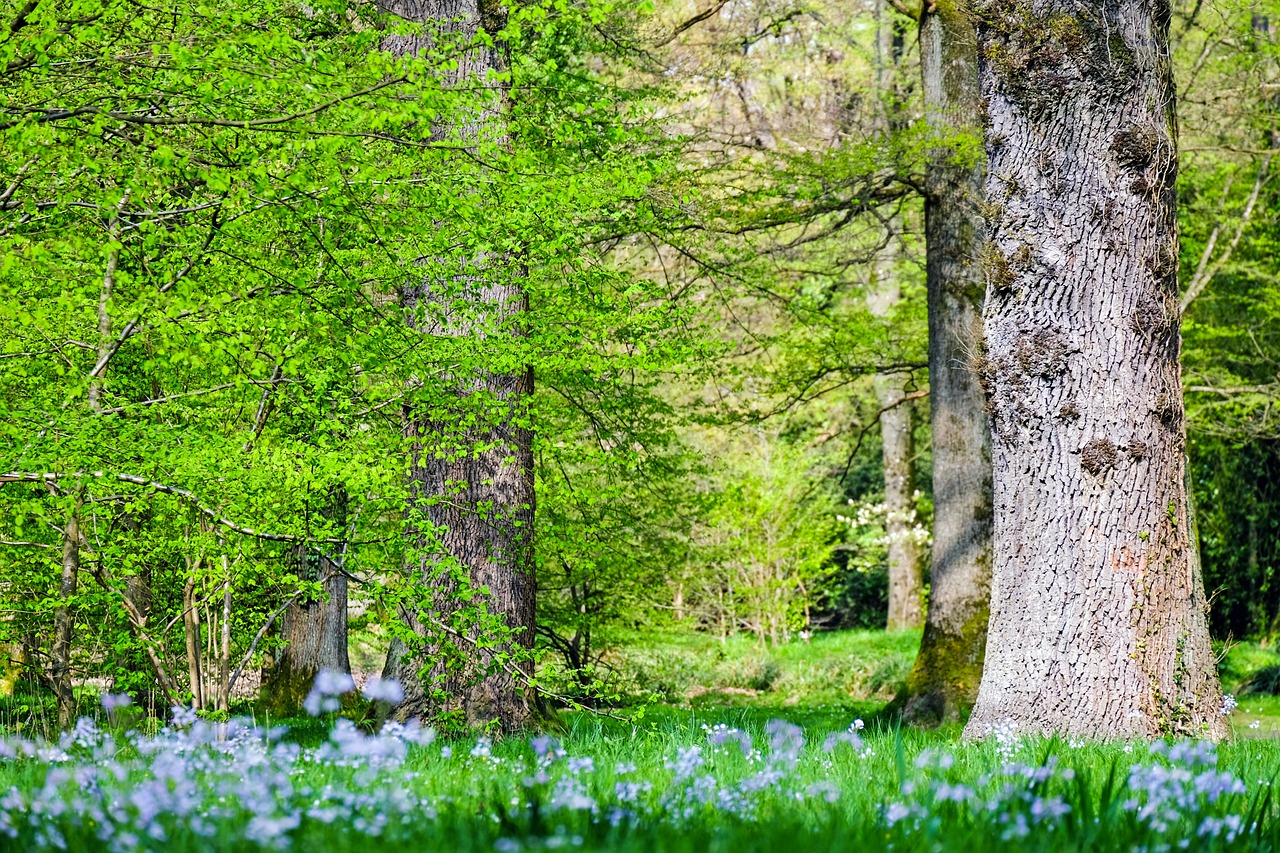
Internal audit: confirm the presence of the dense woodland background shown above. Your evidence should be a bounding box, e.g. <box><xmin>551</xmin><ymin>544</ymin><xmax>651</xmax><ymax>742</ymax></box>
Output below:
<box><xmin>1</xmin><ymin>0</ymin><xmax>1279</xmax><ymax>733</ymax></box>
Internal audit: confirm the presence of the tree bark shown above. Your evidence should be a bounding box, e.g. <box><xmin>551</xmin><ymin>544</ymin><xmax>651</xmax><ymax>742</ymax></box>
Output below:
<box><xmin>962</xmin><ymin>0</ymin><xmax>1227</xmax><ymax>739</ymax></box>
<box><xmin>183</xmin><ymin>566</ymin><xmax>205</xmax><ymax>710</ymax></box>
<box><xmin>378</xmin><ymin>0</ymin><xmax>537</xmax><ymax>732</ymax></box>
<box><xmin>218</xmin><ymin>566</ymin><xmax>231</xmax><ymax>712</ymax></box>
<box><xmin>869</xmin><ymin>0</ymin><xmax>923</xmax><ymax>633</ymax></box>
<box><xmin>264</xmin><ymin>547</ymin><xmax>351</xmax><ymax>713</ymax></box>
<box><xmin>876</xmin><ymin>381</ymin><xmax>923</xmax><ymax>630</ymax></box>
<box><xmin>898</xmin><ymin>0</ymin><xmax>994</xmax><ymax>726</ymax></box>
<box><xmin>52</xmin><ymin>509</ymin><xmax>80</xmax><ymax>729</ymax></box>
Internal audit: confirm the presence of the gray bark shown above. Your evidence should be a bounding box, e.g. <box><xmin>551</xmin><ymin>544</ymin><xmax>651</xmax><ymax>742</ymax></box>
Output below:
<box><xmin>899</xmin><ymin>0</ymin><xmax>994</xmax><ymax>726</ymax></box>
<box><xmin>52</xmin><ymin>509</ymin><xmax>79</xmax><ymax>729</ymax></box>
<box><xmin>183</xmin><ymin>568</ymin><xmax>205</xmax><ymax>710</ymax></box>
<box><xmin>867</xmin><ymin>222</ymin><xmax>923</xmax><ymax>631</ymax></box>
<box><xmin>962</xmin><ymin>0</ymin><xmax>1227</xmax><ymax>739</ymax></box>
<box><xmin>874</xmin><ymin>373</ymin><xmax>924</xmax><ymax>631</ymax></box>
<box><xmin>378</xmin><ymin>0</ymin><xmax>536</xmax><ymax>732</ymax></box>
<box><xmin>869</xmin><ymin>1</ymin><xmax>923</xmax><ymax>633</ymax></box>
<box><xmin>264</xmin><ymin>551</ymin><xmax>350</xmax><ymax>713</ymax></box>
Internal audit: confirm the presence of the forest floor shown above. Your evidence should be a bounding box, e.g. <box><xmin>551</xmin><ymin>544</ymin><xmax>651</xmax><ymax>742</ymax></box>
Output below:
<box><xmin>5</xmin><ymin>630</ymin><xmax>1280</xmax><ymax>851</ymax></box>
<box><xmin>578</xmin><ymin>628</ymin><xmax>1280</xmax><ymax>738</ymax></box>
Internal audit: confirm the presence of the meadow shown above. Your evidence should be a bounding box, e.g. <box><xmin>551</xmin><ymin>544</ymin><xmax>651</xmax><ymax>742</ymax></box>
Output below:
<box><xmin>3</xmin><ymin>631</ymin><xmax>1280</xmax><ymax>852</ymax></box>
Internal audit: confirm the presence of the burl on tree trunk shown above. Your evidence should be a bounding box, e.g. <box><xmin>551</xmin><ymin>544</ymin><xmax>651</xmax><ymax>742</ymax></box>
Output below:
<box><xmin>899</xmin><ymin>0</ymin><xmax>994</xmax><ymax>726</ymax></box>
<box><xmin>963</xmin><ymin>0</ymin><xmax>1228</xmax><ymax>739</ymax></box>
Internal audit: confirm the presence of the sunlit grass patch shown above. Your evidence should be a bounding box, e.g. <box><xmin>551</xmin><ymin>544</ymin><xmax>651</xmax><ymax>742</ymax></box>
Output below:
<box><xmin>1</xmin><ymin>696</ymin><xmax>1279</xmax><ymax>852</ymax></box>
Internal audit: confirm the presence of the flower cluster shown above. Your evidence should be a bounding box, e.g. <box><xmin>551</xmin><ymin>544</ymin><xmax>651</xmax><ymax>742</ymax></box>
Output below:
<box><xmin>0</xmin><ymin>695</ymin><xmax>1260</xmax><ymax>853</ymax></box>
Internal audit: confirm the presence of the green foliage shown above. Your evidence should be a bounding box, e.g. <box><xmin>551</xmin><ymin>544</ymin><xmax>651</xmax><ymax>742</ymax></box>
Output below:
<box><xmin>0</xmin><ymin>0</ymin><xmax>707</xmax><ymax>719</ymax></box>
<box><xmin>676</xmin><ymin>432</ymin><xmax>841</xmax><ymax>645</ymax></box>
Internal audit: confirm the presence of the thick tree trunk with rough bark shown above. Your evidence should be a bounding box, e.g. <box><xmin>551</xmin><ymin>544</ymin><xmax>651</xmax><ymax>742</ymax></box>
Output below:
<box><xmin>962</xmin><ymin>0</ymin><xmax>1227</xmax><ymax>739</ymax></box>
<box><xmin>378</xmin><ymin>0</ymin><xmax>536</xmax><ymax>732</ymax></box>
<box><xmin>898</xmin><ymin>0</ymin><xmax>994</xmax><ymax>726</ymax></box>
<box><xmin>264</xmin><ymin>489</ymin><xmax>351</xmax><ymax>713</ymax></box>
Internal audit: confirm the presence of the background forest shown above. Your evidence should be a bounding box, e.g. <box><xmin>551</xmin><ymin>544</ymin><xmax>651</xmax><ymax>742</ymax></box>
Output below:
<box><xmin>11</xmin><ymin>0</ymin><xmax>1280</xmax><ymax>850</ymax></box>
<box><xmin>2</xmin><ymin>0</ymin><xmax>1280</xmax><ymax>730</ymax></box>
<box><xmin>2</xmin><ymin>0</ymin><xmax>1280</xmax><ymax>722</ymax></box>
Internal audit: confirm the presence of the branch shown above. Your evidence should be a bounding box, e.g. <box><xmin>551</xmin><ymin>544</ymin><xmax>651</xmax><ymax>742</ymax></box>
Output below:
<box><xmin>1</xmin><ymin>76</ymin><xmax>408</xmax><ymax>132</ymax></box>
<box><xmin>226</xmin><ymin>589</ymin><xmax>304</xmax><ymax>696</ymax></box>
<box><xmin>654</xmin><ymin>0</ymin><xmax>729</xmax><ymax>46</ymax></box>
<box><xmin>1186</xmin><ymin>384</ymin><xmax>1279</xmax><ymax>396</ymax></box>
<box><xmin>890</xmin><ymin>0</ymin><xmax>922</xmax><ymax>20</ymax></box>
<box><xmin>1181</xmin><ymin>154</ymin><xmax>1271</xmax><ymax>314</ymax></box>
<box><xmin>835</xmin><ymin>388</ymin><xmax>930</xmax><ymax>483</ymax></box>
<box><xmin>88</xmin><ymin>207</ymin><xmax>223</xmax><ymax>382</ymax></box>
<box><xmin>87</xmin><ymin>190</ymin><xmax>130</xmax><ymax>412</ymax></box>
<box><xmin>98</xmin><ymin>383</ymin><xmax>240</xmax><ymax>415</ymax></box>
<box><xmin>241</xmin><ymin>364</ymin><xmax>283</xmax><ymax>453</ymax></box>
<box><xmin>0</xmin><ymin>471</ymin><xmax>357</xmax><ymax>544</ymax></box>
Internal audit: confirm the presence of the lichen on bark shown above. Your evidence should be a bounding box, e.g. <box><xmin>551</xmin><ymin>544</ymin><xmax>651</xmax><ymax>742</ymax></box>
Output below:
<box><xmin>963</xmin><ymin>0</ymin><xmax>1228</xmax><ymax>740</ymax></box>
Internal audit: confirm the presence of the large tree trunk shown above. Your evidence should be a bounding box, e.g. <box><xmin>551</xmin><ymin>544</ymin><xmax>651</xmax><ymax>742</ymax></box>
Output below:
<box><xmin>52</xmin><ymin>509</ymin><xmax>80</xmax><ymax>729</ymax></box>
<box><xmin>963</xmin><ymin>0</ymin><xmax>1227</xmax><ymax>739</ymax></box>
<box><xmin>898</xmin><ymin>0</ymin><xmax>994</xmax><ymax>726</ymax></box>
<box><xmin>263</xmin><ymin>490</ymin><xmax>351</xmax><ymax>713</ymax></box>
<box><xmin>378</xmin><ymin>0</ymin><xmax>537</xmax><ymax>732</ymax></box>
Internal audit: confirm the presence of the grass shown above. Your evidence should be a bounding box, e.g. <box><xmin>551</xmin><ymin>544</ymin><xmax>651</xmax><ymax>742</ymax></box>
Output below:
<box><xmin>4</xmin><ymin>629</ymin><xmax>1280</xmax><ymax>851</ymax></box>
<box><xmin>587</xmin><ymin>627</ymin><xmax>920</xmax><ymax>710</ymax></box>
<box><xmin>2</xmin><ymin>709</ymin><xmax>1279</xmax><ymax>851</ymax></box>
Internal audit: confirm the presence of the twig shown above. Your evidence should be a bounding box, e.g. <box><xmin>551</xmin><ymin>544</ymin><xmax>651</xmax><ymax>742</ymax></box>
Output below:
<box><xmin>835</xmin><ymin>388</ymin><xmax>930</xmax><ymax>484</ymax></box>
<box><xmin>226</xmin><ymin>589</ymin><xmax>305</xmax><ymax>696</ymax></box>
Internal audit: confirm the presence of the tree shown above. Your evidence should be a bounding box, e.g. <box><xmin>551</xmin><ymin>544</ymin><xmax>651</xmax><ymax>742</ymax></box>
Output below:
<box><xmin>896</xmin><ymin>0</ymin><xmax>994</xmax><ymax>724</ymax></box>
<box><xmin>869</xmin><ymin>0</ymin><xmax>926</xmax><ymax>633</ymax></box>
<box><xmin>263</xmin><ymin>488</ymin><xmax>353</xmax><ymax>714</ymax></box>
<box><xmin>962</xmin><ymin>0</ymin><xmax>1227</xmax><ymax>738</ymax></box>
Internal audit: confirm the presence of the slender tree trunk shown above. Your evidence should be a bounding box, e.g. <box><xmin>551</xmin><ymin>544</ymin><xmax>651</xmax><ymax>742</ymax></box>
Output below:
<box><xmin>183</xmin><ymin>566</ymin><xmax>204</xmax><ymax>710</ymax></box>
<box><xmin>869</xmin><ymin>0</ymin><xmax>923</xmax><ymax>632</ymax></box>
<box><xmin>378</xmin><ymin>0</ymin><xmax>537</xmax><ymax>732</ymax></box>
<box><xmin>898</xmin><ymin>0</ymin><xmax>994</xmax><ymax>726</ymax></box>
<box><xmin>963</xmin><ymin>0</ymin><xmax>1227</xmax><ymax>739</ymax></box>
<box><xmin>877</xmin><ymin>384</ymin><xmax>923</xmax><ymax>630</ymax></box>
<box><xmin>218</xmin><ymin>566</ymin><xmax>231</xmax><ymax>711</ymax></box>
<box><xmin>52</xmin><ymin>508</ymin><xmax>80</xmax><ymax>729</ymax></box>
<box><xmin>868</xmin><ymin>249</ymin><xmax>923</xmax><ymax>631</ymax></box>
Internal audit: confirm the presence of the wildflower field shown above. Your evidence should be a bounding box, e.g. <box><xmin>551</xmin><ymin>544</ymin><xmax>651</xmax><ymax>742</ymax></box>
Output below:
<box><xmin>5</xmin><ymin>633</ymin><xmax>1280</xmax><ymax>852</ymax></box>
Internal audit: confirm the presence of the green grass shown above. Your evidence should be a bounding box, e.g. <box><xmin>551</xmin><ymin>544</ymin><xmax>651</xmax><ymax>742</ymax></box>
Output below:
<box><xmin>5</xmin><ymin>628</ymin><xmax>1280</xmax><ymax>851</ymax></box>
<box><xmin>591</xmin><ymin>627</ymin><xmax>920</xmax><ymax>709</ymax></box>
<box><xmin>3</xmin><ymin>711</ymin><xmax>1279</xmax><ymax>851</ymax></box>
